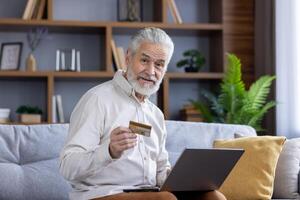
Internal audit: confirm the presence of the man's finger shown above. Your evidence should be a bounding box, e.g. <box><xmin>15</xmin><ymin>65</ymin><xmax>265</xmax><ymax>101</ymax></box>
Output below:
<box><xmin>119</xmin><ymin>141</ymin><xmax>137</xmax><ymax>151</ymax></box>
<box><xmin>112</xmin><ymin>132</ymin><xmax>137</xmax><ymax>141</ymax></box>
<box><xmin>117</xmin><ymin>138</ymin><xmax>137</xmax><ymax>146</ymax></box>
<box><xmin>112</xmin><ymin>127</ymin><xmax>132</xmax><ymax>135</ymax></box>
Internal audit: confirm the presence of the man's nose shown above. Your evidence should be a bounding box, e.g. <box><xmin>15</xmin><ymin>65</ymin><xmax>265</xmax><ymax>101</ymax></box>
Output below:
<box><xmin>146</xmin><ymin>61</ymin><xmax>155</xmax><ymax>75</ymax></box>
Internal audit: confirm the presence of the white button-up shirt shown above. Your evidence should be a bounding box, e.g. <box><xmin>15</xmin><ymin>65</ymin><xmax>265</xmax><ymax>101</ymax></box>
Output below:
<box><xmin>59</xmin><ymin>70</ymin><xmax>171</xmax><ymax>200</ymax></box>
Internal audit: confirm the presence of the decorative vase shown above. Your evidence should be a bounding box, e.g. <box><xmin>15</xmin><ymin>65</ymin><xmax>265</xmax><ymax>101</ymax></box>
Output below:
<box><xmin>26</xmin><ymin>53</ymin><xmax>37</xmax><ymax>72</ymax></box>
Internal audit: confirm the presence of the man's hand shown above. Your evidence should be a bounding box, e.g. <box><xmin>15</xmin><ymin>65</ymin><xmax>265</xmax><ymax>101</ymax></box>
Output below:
<box><xmin>109</xmin><ymin>127</ymin><xmax>137</xmax><ymax>159</ymax></box>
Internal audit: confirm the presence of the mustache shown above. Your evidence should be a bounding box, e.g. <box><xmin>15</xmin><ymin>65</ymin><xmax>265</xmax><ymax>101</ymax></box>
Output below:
<box><xmin>137</xmin><ymin>74</ymin><xmax>158</xmax><ymax>83</ymax></box>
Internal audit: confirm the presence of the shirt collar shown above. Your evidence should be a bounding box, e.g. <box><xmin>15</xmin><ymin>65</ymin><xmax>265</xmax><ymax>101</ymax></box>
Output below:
<box><xmin>113</xmin><ymin>70</ymin><xmax>149</xmax><ymax>103</ymax></box>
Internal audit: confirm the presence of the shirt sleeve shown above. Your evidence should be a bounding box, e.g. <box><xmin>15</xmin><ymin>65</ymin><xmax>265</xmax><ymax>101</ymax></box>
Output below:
<box><xmin>59</xmin><ymin>92</ymin><xmax>114</xmax><ymax>182</ymax></box>
<box><xmin>156</xmin><ymin>120</ymin><xmax>171</xmax><ymax>186</ymax></box>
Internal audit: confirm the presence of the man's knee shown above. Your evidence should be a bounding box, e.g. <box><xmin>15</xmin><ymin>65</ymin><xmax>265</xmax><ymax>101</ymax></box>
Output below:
<box><xmin>201</xmin><ymin>190</ymin><xmax>226</xmax><ymax>200</ymax></box>
<box><xmin>157</xmin><ymin>191</ymin><xmax>177</xmax><ymax>200</ymax></box>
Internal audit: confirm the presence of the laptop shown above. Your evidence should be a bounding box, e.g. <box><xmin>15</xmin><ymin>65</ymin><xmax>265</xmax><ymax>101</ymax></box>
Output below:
<box><xmin>123</xmin><ymin>148</ymin><xmax>244</xmax><ymax>192</ymax></box>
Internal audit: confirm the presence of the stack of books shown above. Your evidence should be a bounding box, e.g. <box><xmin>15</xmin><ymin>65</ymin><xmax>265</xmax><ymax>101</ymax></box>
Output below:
<box><xmin>22</xmin><ymin>0</ymin><xmax>46</xmax><ymax>20</ymax></box>
<box><xmin>180</xmin><ymin>104</ymin><xmax>203</xmax><ymax>122</ymax></box>
<box><xmin>52</xmin><ymin>94</ymin><xmax>65</xmax><ymax>123</ymax></box>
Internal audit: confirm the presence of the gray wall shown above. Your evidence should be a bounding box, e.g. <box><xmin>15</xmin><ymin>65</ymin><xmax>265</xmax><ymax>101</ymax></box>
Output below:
<box><xmin>0</xmin><ymin>79</ymin><xmax>47</xmax><ymax>121</ymax></box>
<box><xmin>0</xmin><ymin>0</ymin><xmax>218</xmax><ymax>122</ymax></box>
<box><xmin>0</xmin><ymin>32</ymin><xmax>104</xmax><ymax>71</ymax></box>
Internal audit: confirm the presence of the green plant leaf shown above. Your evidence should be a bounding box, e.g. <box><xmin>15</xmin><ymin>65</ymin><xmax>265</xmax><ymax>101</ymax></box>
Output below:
<box><xmin>183</xmin><ymin>49</ymin><xmax>198</xmax><ymax>57</ymax></box>
<box><xmin>200</xmin><ymin>90</ymin><xmax>224</xmax><ymax>118</ymax></box>
<box><xmin>247</xmin><ymin>101</ymin><xmax>276</xmax><ymax>129</ymax></box>
<box><xmin>176</xmin><ymin>59</ymin><xmax>188</xmax><ymax>67</ymax></box>
<box><xmin>223</xmin><ymin>53</ymin><xmax>244</xmax><ymax>85</ymax></box>
<box><xmin>244</xmin><ymin>75</ymin><xmax>276</xmax><ymax>111</ymax></box>
<box><xmin>195</xmin><ymin>56</ymin><xmax>205</xmax><ymax>69</ymax></box>
<box><xmin>16</xmin><ymin>105</ymin><xmax>42</xmax><ymax>114</ymax></box>
<box><xmin>190</xmin><ymin>53</ymin><xmax>275</xmax><ymax>131</ymax></box>
<box><xmin>218</xmin><ymin>54</ymin><xmax>245</xmax><ymax>123</ymax></box>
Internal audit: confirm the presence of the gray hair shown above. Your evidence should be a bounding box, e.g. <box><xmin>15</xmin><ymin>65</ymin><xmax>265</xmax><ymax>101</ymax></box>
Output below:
<box><xmin>128</xmin><ymin>27</ymin><xmax>174</xmax><ymax>65</ymax></box>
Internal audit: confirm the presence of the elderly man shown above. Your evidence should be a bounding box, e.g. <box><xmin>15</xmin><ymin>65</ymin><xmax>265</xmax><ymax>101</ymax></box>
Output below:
<box><xmin>60</xmin><ymin>27</ymin><xmax>226</xmax><ymax>200</ymax></box>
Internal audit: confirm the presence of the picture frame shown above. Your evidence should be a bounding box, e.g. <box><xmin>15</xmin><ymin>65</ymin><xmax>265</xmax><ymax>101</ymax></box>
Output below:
<box><xmin>0</xmin><ymin>42</ymin><xmax>23</xmax><ymax>71</ymax></box>
<box><xmin>117</xmin><ymin>0</ymin><xmax>143</xmax><ymax>22</ymax></box>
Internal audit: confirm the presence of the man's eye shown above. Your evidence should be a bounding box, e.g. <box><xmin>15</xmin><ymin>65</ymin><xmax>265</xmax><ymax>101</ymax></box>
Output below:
<box><xmin>155</xmin><ymin>63</ymin><xmax>164</xmax><ymax>69</ymax></box>
<box><xmin>141</xmin><ymin>59</ymin><xmax>148</xmax><ymax>64</ymax></box>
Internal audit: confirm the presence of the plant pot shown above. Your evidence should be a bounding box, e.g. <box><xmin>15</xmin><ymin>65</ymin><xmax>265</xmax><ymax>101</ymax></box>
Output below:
<box><xmin>19</xmin><ymin>114</ymin><xmax>41</xmax><ymax>124</ymax></box>
<box><xmin>184</xmin><ymin>66</ymin><xmax>199</xmax><ymax>73</ymax></box>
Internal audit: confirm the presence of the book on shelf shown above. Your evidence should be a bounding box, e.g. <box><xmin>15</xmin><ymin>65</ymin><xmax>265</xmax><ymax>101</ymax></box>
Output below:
<box><xmin>111</xmin><ymin>39</ymin><xmax>122</xmax><ymax>71</ymax></box>
<box><xmin>22</xmin><ymin>0</ymin><xmax>35</xmax><ymax>20</ymax></box>
<box><xmin>52</xmin><ymin>95</ymin><xmax>57</xmax><ymax>123</ymax></box>
<box><xmin>36</xmin><ymin>0</ymin><xmax>46</xmax><ymax>20</ymax></box>
<box><xmin>76</xmin><ymin>50</ymin><xmax>81</xmax><ymax>72</ymax></box>
<box><xmin>22</xmin><ymin>0</ymin><xmax>45</xmax><ymax>20</ymax></box>
<box><xmin>31</xmin><ymin>0</ymin><xmax>40</xmax><ymax>19</ymax></box>
<box><xmin>166</xmin><ymin>0</ymin><xmax>183</xmax><ymax>24</ymax></box>
<box><xmin>56</xmin><ymin>94</ymin><xmax>65</xmax><ymax>123</ymax></box>
<box><xmin>117</xmin><ymin>47</ymin><xmax>127</xmax><ymax>70</ymax></box>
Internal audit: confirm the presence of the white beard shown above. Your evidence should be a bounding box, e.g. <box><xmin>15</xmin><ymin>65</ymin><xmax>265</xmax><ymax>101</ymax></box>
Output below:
<box><xmin>126</xmin><ymin>66</ymin><xmax>164</xmax><ymax>97</ymax></box>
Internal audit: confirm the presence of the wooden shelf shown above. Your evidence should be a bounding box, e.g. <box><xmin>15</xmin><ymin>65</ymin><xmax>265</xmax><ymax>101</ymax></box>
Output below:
<box><xmin>0</xmin><ymin>19</ymin><xmax>103</xmax><ymax>27</ymax></box>
<box><xmin>0</xmin><ymin>19</ymin><xmax>223</xmax><ymax>29</ymax></box>
<box><xmin>166</xmin><ymin>72</ymin><xmax>224</xmax><ymax>79</ymax></box>
<box><xmin>53</xmin><ymin>71</ymin><xmax>114</xmax><ymax>78</ymax></box>
<box><xmin>0</xmin><ymin>71</ymin><xmax>114</xmax><ymax>78</ymax></box>
<box><xmin>0</xmin><ymin>71</ymin><xmax>49</xmax><ymax>77</ymax></box>
<box><xmin>111</xmin><ymin>22</ymin><xmax>223</xmax><ymax>30</ymax></box>
<box><xmin>0</xmin><ymin>0</ymin><xmax>226</xmax><ymax>122</ymax></box>
<box><xmin>0</xmin><ymin>19</ymin><xmax>106</xmax><ymax>33</ymax></box>
<box><xmin>0</xmin><ymin>71</ymin><xmax>223</xmax><ymax>80</ymax></box>
<box><xmin>112</xmin><ymin>22</ymin><xmax>223</xmax><ymax>35</ymax></box>
<box><xmin>0</xmin><ymin>19</ymin><xmax>222</xmax><ymax>34</ymax></box>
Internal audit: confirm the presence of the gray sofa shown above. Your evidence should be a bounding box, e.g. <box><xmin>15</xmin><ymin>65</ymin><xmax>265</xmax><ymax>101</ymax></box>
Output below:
<box><xmin>0</xmin><ymin>121</ymin><xmax>299</xmax><ymax>200</ymax></box>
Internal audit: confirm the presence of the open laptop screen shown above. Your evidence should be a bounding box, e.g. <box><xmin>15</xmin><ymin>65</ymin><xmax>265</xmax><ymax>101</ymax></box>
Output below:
<box><xmin>160</xmin><ymin>148</ymin><xmax>244</xmax><ymax>192</ymax></box>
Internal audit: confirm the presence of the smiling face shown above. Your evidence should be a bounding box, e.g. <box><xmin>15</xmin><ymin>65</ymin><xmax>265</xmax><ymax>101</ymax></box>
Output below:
<box><xmin>125</xmin><ymin>42</ymin><xmax>169</xmax><ymax>97</ymax></box>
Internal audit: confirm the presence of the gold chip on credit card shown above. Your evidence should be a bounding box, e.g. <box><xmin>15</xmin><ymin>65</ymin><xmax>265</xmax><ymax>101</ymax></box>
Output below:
<box><xmin>129</xmin><ymin>121</ymin><xmax>152</xmax><ymax>137</ymax></box>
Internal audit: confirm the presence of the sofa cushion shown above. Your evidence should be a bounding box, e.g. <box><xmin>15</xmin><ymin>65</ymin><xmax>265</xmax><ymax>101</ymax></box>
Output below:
<box><xmin>0</xmin><ymin>124</ymin><xmax>71</xmax><ymax>200</ymax></box>
<box><xmin>273</xmin><ymin>138</ymin><xmax>300</xmax><ymax>199</ymax></box>
<box><xmin>214</xmin><ymin>136</ymin><xmax>286</xmax><ymax>200</ymax></box>
<box><xmin>165</xmin><ymin>121</ymin><xmax>257</xmax><ymax>166</ymax></box>
<box><xmin>235</xmin><ymin>133</ymin><xmax>300</xmax><ymax>199</ymax></box>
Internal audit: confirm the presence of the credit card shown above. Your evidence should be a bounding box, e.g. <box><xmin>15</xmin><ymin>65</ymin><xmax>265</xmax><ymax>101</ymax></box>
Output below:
<box><xmin>129</xmin><ymin>121</ymin><xmax>152</xmax><ymax>137</ymax></box>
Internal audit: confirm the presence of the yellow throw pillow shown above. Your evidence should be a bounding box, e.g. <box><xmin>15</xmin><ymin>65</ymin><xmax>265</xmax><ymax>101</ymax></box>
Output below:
<box><xmin>214</xmin><ymin>136</ymin><xmax>286</xmax><ymax>200</ymax></box>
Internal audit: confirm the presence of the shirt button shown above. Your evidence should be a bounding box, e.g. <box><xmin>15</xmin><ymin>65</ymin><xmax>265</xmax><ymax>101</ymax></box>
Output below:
<box><xmin>145</xmin><ymin>176</ymin><xmax>148</xmax><ymax>179</ymax></box>
<box><xmin>144</xmin><ymin>157</ymin><xmax>147</xmax><ymax>160</ymax></box>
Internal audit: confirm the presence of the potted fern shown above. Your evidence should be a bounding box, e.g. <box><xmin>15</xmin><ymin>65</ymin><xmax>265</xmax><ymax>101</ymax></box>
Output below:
<box><xmin>191</xmin><ymin>53</ymin><xmax>275</xmax><ymax>131</ymax></box>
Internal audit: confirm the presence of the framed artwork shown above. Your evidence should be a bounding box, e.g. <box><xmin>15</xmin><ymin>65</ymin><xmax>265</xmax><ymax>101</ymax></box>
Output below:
<box><xmin>117</xmin><ymin>0</ymin><xmax>142</xmax><ymax>22</ymax></box>
<box><xmin>0</xmin><ymin>42</ymin><xmax>23</xmax><ymax>70</ymax></box>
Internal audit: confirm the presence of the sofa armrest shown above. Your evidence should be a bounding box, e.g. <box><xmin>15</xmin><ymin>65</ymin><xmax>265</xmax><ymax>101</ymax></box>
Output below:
<box><xmin>272</xmin><ymin>138</ymin><xmax>300</xmax><ymax>199</ymax></box>
<box><xmin>298</xmin><ymin>171</ymin><xmax>300</xmax><ymax>194</ymax></box>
